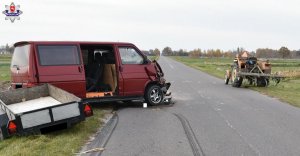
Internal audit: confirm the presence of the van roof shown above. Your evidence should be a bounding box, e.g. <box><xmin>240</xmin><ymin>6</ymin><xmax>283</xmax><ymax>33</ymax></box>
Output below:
<box><xmin>14</xmin><ymin>41</ymin><xmax>134</xmax><ymax>47</ymax></box>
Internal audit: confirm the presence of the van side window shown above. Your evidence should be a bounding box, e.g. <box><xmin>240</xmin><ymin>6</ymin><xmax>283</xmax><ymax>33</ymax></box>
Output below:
<box><xmin>11</xmin><ymin>44</ymin><xmax>30</xmax><ymax>68</ymax></box>
<box><xmin>37</xmin><ymin>45</ymin><xmax>80</xmax><ymax>66</ymax></box>
<box><xmin>119</xmin><ymin>47</ymin><xmax>144</xmax><ymax>64</ymax></box>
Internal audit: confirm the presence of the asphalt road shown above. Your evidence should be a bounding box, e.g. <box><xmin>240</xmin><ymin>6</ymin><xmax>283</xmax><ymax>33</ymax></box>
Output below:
<box><xmin>100</xmin><ymin>56</ymin><xmax>300</xmax><ymax>156</ymax></box>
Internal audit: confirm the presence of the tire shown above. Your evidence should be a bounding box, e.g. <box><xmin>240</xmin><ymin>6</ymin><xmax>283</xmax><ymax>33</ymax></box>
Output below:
<box><xmin>123</xmin><ymin>100</ymin><xmax>132</xmax><ymax>104</ymax></box>
<box><xmin>231</xmin><ymin>66</ymin><xmax>243</xmax><ymax>87</ymax></box>
<box><xmin>145</xmin><ymin>85</ymin><xmax>163</xmax><ymax>106</ymax></box>
<box><xmin>257</xmin><ymin>78</ymin><xmax>269</xmax><ymax>87</ymax></box>
<box><xmin>224</xmin><ymin>75</ymin><xmax>229</xmax><ymax>85</ymax></box>
<box><xmin>0</xmin><ymin>128</ymin><xmax>3</xmax><ymax>141</ymax></box>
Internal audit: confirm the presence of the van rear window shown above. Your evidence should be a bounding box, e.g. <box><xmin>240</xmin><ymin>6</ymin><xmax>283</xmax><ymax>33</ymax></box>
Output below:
<box><xmin>11</xmin><ymin>44</ymin><xmax>30</xmax><ymax>68</ymax></box>
<box><xmin>37</xmin><ymin>45</ymin><xmax>80</xmax><ymax>66</ymax></box>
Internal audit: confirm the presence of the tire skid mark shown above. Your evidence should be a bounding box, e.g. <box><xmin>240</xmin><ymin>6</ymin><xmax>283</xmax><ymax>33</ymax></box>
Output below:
<box><xmin>173</xmin><ymin>113</ymin><xmax>205</xmax><ymax>156</ymax></box>
<box><xmin>81</xmin><ymin>113</ymin><xmax>119</xmax><ymax>156</ymax></box>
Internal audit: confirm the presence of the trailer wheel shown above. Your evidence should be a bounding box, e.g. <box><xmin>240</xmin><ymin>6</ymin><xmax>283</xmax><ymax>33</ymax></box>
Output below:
<box><xmin>224</xmin><ymin>75</ymin><xmax>229</xmax><ymax>85</ymax></box>
<box><xmin>231</xmin><ymin>67</ymin><xmax>243</xmax><ymax>87</ymax></box>
<box><xmin>0</xmin><ymin>129</ymin><xmax>3</xmax><ymax>141</ymax></box>
<box><xmin>145</xmin><ymin>85</ymin><xmax>163</xmax><ymax>106</ymax></box>
<box><xmin>257</xmin><ymin>78</ymin><xmax>268</xmax><ymax>87</ymax></box>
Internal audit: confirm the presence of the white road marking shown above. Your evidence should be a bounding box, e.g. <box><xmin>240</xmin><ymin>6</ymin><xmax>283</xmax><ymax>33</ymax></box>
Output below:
<box><xmin>216</xmin><ymin>110</ymin><xmax>261</xmax><ymax>156</ymax></box>
<box><xmin>169</xmin><ymin>64</ymin><xmax>174</xmax><ymax>69</ymax></box>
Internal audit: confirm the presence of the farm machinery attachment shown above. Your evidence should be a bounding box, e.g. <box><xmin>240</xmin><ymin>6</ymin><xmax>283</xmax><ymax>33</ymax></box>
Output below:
<box><xmin>225</xmin><ymin>51</ymin><xmax>285</xmax><ymax>87</ymax></box>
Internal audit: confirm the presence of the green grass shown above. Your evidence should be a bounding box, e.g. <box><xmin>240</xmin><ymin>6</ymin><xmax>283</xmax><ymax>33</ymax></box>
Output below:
<box><xmin>148</xmin><ymin>55</ymin><xmax>160</xmax><ymax>61</ymax></box>
<box><xmin>0</xmin><ymin>55</ymin><xmax>11</xmax><ymax>82</ymax></box>
<box><xmin>171</xmin><ymin>56</ymin><xmax>300</xmax><ymax>107</ymax></box>
<box><xmin>0</xmin><ymin>108</ymin><xmax>105</xmax><ymax>156</ymax></box>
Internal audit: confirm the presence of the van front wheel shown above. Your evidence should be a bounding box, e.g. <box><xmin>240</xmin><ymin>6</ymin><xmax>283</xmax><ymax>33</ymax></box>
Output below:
<box><xmin>145</xmin><ymin>85</ymin><xmax>163</xmax><ymax>106</ymax></box>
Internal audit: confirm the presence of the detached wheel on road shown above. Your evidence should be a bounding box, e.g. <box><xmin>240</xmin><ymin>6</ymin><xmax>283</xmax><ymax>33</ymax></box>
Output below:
<box><xmin>231</xmin><ymin>66</ymin><xmax>243</xmax><ymax>87</ymax></box>
<box><xmin>145</xmin><ymin>85</ymin><xmax>163</xmax><ymax>106</ymax></box>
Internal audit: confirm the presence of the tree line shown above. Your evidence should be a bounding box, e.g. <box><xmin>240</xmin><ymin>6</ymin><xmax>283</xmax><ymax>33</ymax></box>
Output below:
<box><xmin>0</xmin><ymin>44</ymin><xmax>14</xmax><ymax>54</ymax></box>
<box><xmin>142</xmin><ymin>46</ymin><xmax>300</xmax><ymax>59</ymax></box>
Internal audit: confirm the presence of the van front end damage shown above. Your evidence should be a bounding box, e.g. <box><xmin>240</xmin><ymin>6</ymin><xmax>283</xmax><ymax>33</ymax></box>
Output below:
<box><xmin>161</xmin><ymin>82</ymin><xmax>172</xmax><ymax>104</ymax></box>
<box><xmin>154</xmin><ymin>60</ymin><xmax>172</xmax><ymax>104</ymax></box>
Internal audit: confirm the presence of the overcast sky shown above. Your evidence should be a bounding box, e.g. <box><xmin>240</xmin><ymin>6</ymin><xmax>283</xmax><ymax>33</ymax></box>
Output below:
<box><xmin>1</xmin><ymin>0</ymin><xmax>300</xmax><ymax>51</ymax></box>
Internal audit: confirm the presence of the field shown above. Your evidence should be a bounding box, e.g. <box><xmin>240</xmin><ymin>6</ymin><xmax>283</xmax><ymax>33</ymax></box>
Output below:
<box><xmin>0</xmin><ymin>55</ymin><xmax>107</xmax><ymax>155</ymax></box>
<box><xmin>171</xmin><ymin>56</ymin><xmax>300</xmax><ymax>107</ymax></box>
<box><xmin>0</xmin><ymin>55</ymin><xmax>11</xmax><ymax>82</ymax></box>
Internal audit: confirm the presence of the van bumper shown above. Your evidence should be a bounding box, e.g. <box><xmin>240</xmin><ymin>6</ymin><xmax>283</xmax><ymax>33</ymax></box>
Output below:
<box><xmin>161</xmin><ymin>82</ymin><xmax>172</xmax><ymax>104</ymax></box>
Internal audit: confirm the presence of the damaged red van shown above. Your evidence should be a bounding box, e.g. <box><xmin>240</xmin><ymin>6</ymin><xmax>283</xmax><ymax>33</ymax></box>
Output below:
<box><xmin>10</xmin><ymin>41</ymin><xmax>171</xmax><ymax>105</ymax></box>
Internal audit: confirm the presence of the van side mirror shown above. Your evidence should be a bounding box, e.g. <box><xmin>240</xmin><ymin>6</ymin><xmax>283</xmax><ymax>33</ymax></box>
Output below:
<box><xmin>13</xmin><ymin>65</ymin><xmax>20</xmax><ymax>70</ymax></box>
<box><xmin>143</xmin><ymin>58</ymin><xmax>151</xmax><ymax>64</ymax></box>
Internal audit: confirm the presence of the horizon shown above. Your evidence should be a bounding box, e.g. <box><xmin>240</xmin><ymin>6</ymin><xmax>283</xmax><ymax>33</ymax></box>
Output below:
<box><xmin>0</xmin><ymin>0</ymin><xmax>300</xmax><ymax>51</ymax></box>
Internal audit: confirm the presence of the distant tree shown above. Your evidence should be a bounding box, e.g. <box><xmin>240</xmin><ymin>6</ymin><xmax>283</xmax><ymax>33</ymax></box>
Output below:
<box><xmin>214</xmin><ymin>49</ymin><xmax>222</xmax><ymax>57</ymax></box>
<box><xmin>162</xmin><ymin>47</ymin><xmax>173</xmax><ymax>56</ymax></box>
<box><xmin>236</xmin><ymin>47</ymin><xmax>245</xmax><ymax>53</ymax></box>
<box><xmin>153</xmin><ymin>48</ymin><xmax>160</xmax><ymax>56</ymax></box>
<box><xmin>142</xmin><ymin>50</ymin><xmax>150</xmax><ymax>56</ymax></box>
<box><xmin>278</xmin><ymin>46</ymin><xmax>291</xmax><ymax>58</ymax></box>
<box><xmin>296</xmin><ymin>50</ymin><xmax>300</xmax><ymax>58</ymax></box>
<box><xmin>149</xmin><ymin>49</ymin><xmax>154</xmax><ymax>55</ymax></box>
<box><xmin>178</xmin><ymin>49</ymin><xmax>188</xmax><ymax>56</ymax></box>
<box><xmin>8</xmin><ymin>46</ymin><xmax>14</xmax><ymax>54</ymax></box>
<box><xmin>206</xmin><ymin>49</ymin><xmax>213</xmax><ymax>58</ymax></box>
<box><xmin>189</xmin><ymin>49</ymin><xmax>202</xmax><ymax>58</ymax></box>
<box><xmin>256</xmin><ymin>48</ymin><xmax>278</xmax><ymax>58</ymax></box>
<box><xmin>5</xmin><ymin>44</ymin><xmax>9</xmax><ymax>52</ymax></box>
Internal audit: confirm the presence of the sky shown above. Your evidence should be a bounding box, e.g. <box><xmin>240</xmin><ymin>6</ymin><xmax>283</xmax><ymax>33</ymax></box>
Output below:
<box><xmin>0</xmin><ymin>0</ymin><xmax>300</xmax><ymax>51</ymax></box>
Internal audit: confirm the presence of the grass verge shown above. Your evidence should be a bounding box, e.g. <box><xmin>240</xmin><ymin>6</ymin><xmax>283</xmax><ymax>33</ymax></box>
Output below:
<box><xmin>0</xmin><ymin>55</ymin><xmax>11</xmax><ymax>82</ymax></box>
<box><xmin>171</xmin><ymin>56</ymin><xmax>300</xmax><ymax>107</ymax></box>
<box><xmin>148</xmin><ymin>55</ymin><xmax>160</xmax><ymax>61</ymax></box>
<box><xmin>0</xmin><ymin>108</ymin><xmax>105</xmax><ymax>156</ymax></box>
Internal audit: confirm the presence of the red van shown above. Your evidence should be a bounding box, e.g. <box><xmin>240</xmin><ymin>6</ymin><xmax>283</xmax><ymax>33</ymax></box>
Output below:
<box><xmin>10</xmin><ymin>41</ymin><xmax>171</xmax><ymax>105</ymax></box>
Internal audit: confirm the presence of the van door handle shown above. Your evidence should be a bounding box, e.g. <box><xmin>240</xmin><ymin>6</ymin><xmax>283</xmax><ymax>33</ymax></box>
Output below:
<box><xmin>78</xmin><ymin>66</ymin><xmax>83</xmax><ymax>73</ymax></box>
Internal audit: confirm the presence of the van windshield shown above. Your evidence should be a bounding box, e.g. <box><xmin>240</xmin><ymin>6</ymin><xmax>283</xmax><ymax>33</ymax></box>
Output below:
<box><xmin>11</xmin><ymin>44</ymin><xmax>30</xmax><ymax>68</ymax></box>
<box><xmin>37</xmin><ymin>45</ymin><xmax>80</xmax><ymax>66</ymax></box>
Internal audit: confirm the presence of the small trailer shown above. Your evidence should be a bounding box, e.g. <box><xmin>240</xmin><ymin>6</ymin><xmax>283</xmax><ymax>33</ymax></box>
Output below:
<box><xmin>225</xmin><ymin>51</ymin><xmax>285</xmax><ymax>87</ymax></box>
<box><xmin>0</xmin><ymin>84</ymin><xmax>93</xmax><ymax>140</ymax></box>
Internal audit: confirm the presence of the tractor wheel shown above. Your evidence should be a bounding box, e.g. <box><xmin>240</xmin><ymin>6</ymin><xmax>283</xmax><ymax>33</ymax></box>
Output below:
<box><xmin>145</xmin><ymin>85</ymin><xmax>163</xmax><ymax>106</ymax></box>
<box><xmin>257</xmin><ymin>78</ymin><xmax>269</xmax><ymax>87</ymax></box>
<box><xmin>231</xmin><ymin>67</ymin><xmax>243</xmax><ymax>87</ymax></box>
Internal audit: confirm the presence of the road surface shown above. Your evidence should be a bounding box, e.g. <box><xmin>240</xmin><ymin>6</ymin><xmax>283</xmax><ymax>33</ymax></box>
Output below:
<box><xmin>99</xmin><ymin>56</ymin><xmax>300</xmax><ymax>156</ymax></box>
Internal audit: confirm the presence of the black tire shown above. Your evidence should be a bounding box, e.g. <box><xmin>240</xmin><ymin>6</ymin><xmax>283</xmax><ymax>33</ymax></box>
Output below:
<box><xmin>224</xmin><ymin>75</ymin><xmax>229</xmax><ymax>85</ymax></box>
<box><xmin>145</xmin><ymin>85</ymin><xmax>163</xmax><ymax>106</ymax></box>
<box><xmin>257</xmin><ymin>78</ymin><xmax>269</xmax><ymax>87</ymax></box>
<box><xmin>0</xmin><ymin>128</ymin><xmax>3</xmax><ymax>141</ymax></box>
<box><xmin>231</xmin><ymin>66</ymin><xmax>243</xmax><ymax>87</ymax></box>
<box><xmin>123</xmin><ymin>100</ymin><xmax>132</xmax><ymax>104</ymax></box>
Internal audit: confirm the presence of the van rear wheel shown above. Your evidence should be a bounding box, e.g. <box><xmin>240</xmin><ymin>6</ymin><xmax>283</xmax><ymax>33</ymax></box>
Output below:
<box><xmin>145</xmin><ymin>85</ymin><xmax>163</xmax><ymax>106</ymax></box>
